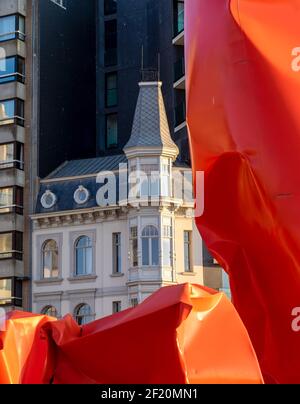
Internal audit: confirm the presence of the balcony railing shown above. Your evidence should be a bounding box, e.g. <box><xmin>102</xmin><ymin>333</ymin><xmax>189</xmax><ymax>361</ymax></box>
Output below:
<box><xmin>0</xmin><ymin>159</ymin><xmax>24</xmax><ymax>170</ymax></box>
<box><xmin>0</xmin><ymin>116</ymin><xmax>25</xmax><ymax>127</ymax></box>
<box><xmin>0</xmin><ymin>72</ymin><xmax>25</xmax><ymax>85</ymax></box>
<box><xmin>0</xmin><ymin>250</ymin><xmax>23</xmax><ymax>260</ymax></box>
<box><xmin>0</xmin><ymin>30</ymin><xmax>25</xmax><ymax>43</ymax></box>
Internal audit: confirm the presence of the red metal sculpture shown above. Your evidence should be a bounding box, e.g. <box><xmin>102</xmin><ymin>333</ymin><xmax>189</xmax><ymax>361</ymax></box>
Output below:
<box><xmin>185</xmin><ymin>0</ymin><xmax>300</xmax><ymax>384</ymax></box>
<box><xmin>0</xmin><ymin>284</ymin><xmax>263</xmax><ymax>384</ymax></box>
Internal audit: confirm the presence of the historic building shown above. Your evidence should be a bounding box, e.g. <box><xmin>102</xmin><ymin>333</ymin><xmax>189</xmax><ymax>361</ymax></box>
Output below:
<box><xmin>0</xmin><ymin>0</ymin><xmax>96</xmax><ymax>311</ymax></box>
<box><xmin>31</xmin><ymin>78</ymin><xmax>203</xmax><ymax>321</ymax></box>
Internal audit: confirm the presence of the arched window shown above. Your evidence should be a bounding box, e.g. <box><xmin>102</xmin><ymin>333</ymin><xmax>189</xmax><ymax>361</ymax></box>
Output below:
<box><xmin>42</xmin><ymin>240</ymin><xmax>59</xmax><ymax>279</ymax></box>
<box><xmin>142</xmin><ymin>225</ymin><xmax>159</xmax><ymax>266</ymax></box>
<box><xmin>74</xmin><ymin>304</ymin><xmax>93</xmax><ymax>325</ymax></box>
<box><xmin>75</xmin><ymin>236</ymin><xmax>93</xmax><ymax>276</ymax></box>
<box><xmin>41</xmin><ymin>305</ymin><xmax>57</xmax><ymax>318</ymax></box>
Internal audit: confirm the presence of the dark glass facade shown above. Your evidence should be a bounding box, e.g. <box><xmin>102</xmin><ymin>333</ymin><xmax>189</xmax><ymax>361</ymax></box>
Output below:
<box><xmin>96</xmin><ymin>0</ymin><xmax>189</xmax><ymax>164</ymax></box>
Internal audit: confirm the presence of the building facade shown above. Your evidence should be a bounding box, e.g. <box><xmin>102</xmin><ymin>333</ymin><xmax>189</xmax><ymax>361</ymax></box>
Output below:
<box><xmin>0</xmin><ymin>0</ymin><xmax>28</xmax><ymax>310</ymax></box>
<box><xmin>31</xmin><ymin>78</ymin><xmax>203</xmax><ymax>321</ymax></box>
<box><xmin>0</xmin><ymin>0</ymin><xmax>97</xmax><ymax>311</ymax></box>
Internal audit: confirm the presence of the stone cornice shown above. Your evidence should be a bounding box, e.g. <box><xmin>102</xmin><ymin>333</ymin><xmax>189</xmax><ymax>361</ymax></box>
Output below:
<box><xmin>32</xmin><ymin>201</ymin><xmax>194</xmax><ymax>229</ymax></box>
<box><xmin>124</xmin><ymin>146</ymin><xmax>179</xmax><ymax>161</ymax></box>
<box><xmin>31</xmin><ymin>206</ymin><xmax>124</xmax><ymax>229</ymax></box>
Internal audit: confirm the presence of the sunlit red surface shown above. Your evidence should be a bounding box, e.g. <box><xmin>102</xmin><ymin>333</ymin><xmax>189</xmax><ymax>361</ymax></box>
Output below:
<box><xmin>0</xmin><ymin>284</ymin><xmax>263</xmax><ymax>384</ymax></box>
<box><xmin>186</xmin><ymin>0</ymin><xmax>300</xmax><ymax>383</ymax></box>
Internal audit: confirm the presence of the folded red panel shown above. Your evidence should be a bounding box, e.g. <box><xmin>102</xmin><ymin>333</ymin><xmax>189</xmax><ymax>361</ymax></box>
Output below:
<box><xmin>185</xmin><ymin>0</ymin><xmax>300</xmax><ymax>384</ymax></box>
<box><xmin>0</xmin><ymin>284</ymin><xmax>263</xmax><ymax>384</ymax></box>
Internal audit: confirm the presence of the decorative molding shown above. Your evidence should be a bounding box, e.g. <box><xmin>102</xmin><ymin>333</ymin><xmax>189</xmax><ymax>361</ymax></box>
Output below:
<box><xmin>110</xmin><ymin>273</ymin><xmax>125</xmax><ymax>278</ymax></box>
<box><xmin>34</xmin><ymin>278</ymin><xmax>64</xmax><ymax>286</ymax></box>
<box><xmin>65</xmin><ymin>288</ymin><xmax>97</xmax><ymax>297</ymax></box>
<box><xmin>32</xmin><ymin>207</ymin><xmax>121</xmax><ymax>229</ymax></box>
<box><xmin>67</xmin><ymin>275</ymin><xmax>98</xmax><ymax>283</ymax></box>
<box><xmin>95</xmin><ymin>286</ymin><xmax>128</xmax><ymax>298</ymax></box>
<box><xmin>33</xmin><ymin>291</ymin><xmax>64</xmax><ymax>299</ymax></box>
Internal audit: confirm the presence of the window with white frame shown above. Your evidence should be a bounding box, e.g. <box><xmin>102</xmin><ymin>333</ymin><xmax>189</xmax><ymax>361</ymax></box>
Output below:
<box><xmin>42</xmin><ymin>240</ymin><xmax>59</xmax><ymax>279</ymax></box>
<box><xmin>112</xmin><ymin>301</ymin><xmax>121</xmax><ymax>314</ymax></box>
<box><xmin>142</xmin><ymin>225</ymin><xmax>159</xmax><ymax>266</ymax></box>
<box><xmin>184</xmin><ymin>231</ymin><xmax>192</xmax><ymax>272</ymax></box>
<box><xmin>131</xmin><ymin>298</ymin><xmax>139</xmax><ymax>308</ymax></box>
<box><xmin>75</xmin><ymin>236</ymin><xmax>93</xmax><ymax>276</ymax></box>
<box><xmin>140</xmin><ymin>163</ymin><xmax>160</xmax><ymax>198</ymax></box>
<box><xmin>74</xmin><ymin>303</ymin><xmax>93</xmax><ymax>325</ymax></box>
<box><xmin>112</xmin><ymin>233</ymin><xmax>121</xmax><ymax>274</ymax></box>
<box><xmin>41</xmin><ymin>305</ymin><xmax>58</xmax><ymax>318</ymax></box>
<box><xmin>163</xmin><ymin>225</ymin><xmax>173</xmax><ymax>267</ymax></box>
<box><xmin>161</xmin><ymin>159</ymin><xmax>171</xmax><ymax>197</ymax></box>
<box><xmin>130</xmin><ymin>226</ymin><xmax>138</xmax><ymax>267</ymax></box>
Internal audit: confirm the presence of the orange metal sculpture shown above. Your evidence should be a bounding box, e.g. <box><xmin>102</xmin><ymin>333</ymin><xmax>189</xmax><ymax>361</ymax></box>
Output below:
<box><xmin>2</xmin><ymin>0</ymin><xmax>300</xmax><ymax>384</ymax></box>
<box><xmin>185</xmin><ymin>0</ymin><xmax>300</xmax><ymax>384</ymax></box>
<box><xmin>0</xmin><ymin>284</ymin><xmax>263</xmax><ymax>384</ymax></box>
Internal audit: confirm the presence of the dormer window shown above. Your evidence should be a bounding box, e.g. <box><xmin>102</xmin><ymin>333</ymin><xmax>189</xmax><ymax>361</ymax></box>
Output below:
<box><xmin>41</xmin><ymin>190</ymin><xmax>57</xmax><ymax>209</ymax></box>
<box><xmin>74</xmin><ymin>186</ymin><xmax>90</xmax><ymax>205</ymax></box>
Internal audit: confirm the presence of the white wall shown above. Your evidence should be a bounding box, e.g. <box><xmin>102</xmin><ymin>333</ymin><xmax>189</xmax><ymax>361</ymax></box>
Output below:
<box><xmin>32</xmin><ymin>212</ymin><xmax>204</xmax><ymax>320</ymax></box>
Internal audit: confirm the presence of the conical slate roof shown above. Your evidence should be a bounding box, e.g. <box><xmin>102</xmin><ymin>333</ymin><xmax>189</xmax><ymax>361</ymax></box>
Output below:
<box><xmin>124</xmin><ymin>81</ymin><xmax>179</xmax><ymax>155</ymax></box>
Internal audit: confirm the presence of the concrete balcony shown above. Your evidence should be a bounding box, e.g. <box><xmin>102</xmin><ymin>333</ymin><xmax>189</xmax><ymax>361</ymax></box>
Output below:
<box><xmin>0</xmin><ymin>81</ymin><xmax>26</xmax><ymax>101</ymax></box>
<box><xmin>0</xmin><ymin>258</ymin><xmax>24</xmax><ymax>278</ymax></box>
<box><xmin>173</xmin><ymin>30</ymin><xmax>184</xmax><ymax>46</ymax></box>
<box><xmin>0</xmin><ymin>123</ymin><xmax>25</xmax><ymax>143</ymax></box>
<box><xmin>128</xmin><ymin>266</ymin><xmax>174</xmax><ymax>284</ymax></box>
<box><xmin>0</xmin><ymin>0</ymin><xmax>26</xmax><ymax>17</ymax></box>
<box><xmin>0</xmin><ymin>167</ymin><xmax>24</xmax><ymax>187</ymax></box>
<box><xmin>0</xmin><ymin>39</ymin><xmax>26</xmax><ymax>58</ymax></box>
<box><xmin>174</xmin><ymin>75</ymin><xmax>186</xmax><ymax>90</ymax></box>
<box><xmin>0</xmin><ymin>212</ymin><xmax>24</xmax><ymax>233</ymax></box>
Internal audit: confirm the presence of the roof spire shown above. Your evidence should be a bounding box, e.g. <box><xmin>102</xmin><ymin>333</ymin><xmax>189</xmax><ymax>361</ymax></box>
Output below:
<box><xmin>124</xmin><ymin>79</ymin><xmax>179</xmax><ymax>160</ymax></box>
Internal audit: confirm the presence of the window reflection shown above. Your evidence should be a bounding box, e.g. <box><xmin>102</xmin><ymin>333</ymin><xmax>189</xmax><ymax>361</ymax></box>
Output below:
<box><xmin>0</xmin><ymin>14</ymin><xmax>25</xmax><ymax>42</ymax></box>
<box><xmin>42</xmin><ymin>240</ymin><xmax>59</xmax><ymax>279</ymax></box>
<box><xmin>75</xmin><ymin>236</ymin><xmax>93</xmax><ymax>276</ymax></box>
<box><xmin>142</xmin><ymin>226</ymin><xmax>159</xmax><ymax>266</ymax></box>
<box><xmin>0</xmin><ymin>278</ymin><xmax>12</xmax><ymax>305</ymax></box>
<box><xmin>74</xmin><ymin>304</ymin><xmax>93</xmax><ymax>325</ymax></box>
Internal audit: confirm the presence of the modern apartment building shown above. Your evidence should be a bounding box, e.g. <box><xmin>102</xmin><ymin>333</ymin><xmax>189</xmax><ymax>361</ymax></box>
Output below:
<box><xmin>0</xmin><ymin>0</ymin><xmax>97</xmax><ymax>311</ymax></box>
<box><xmin>97</xmin><ymin>0</ymin><xmax>189</xmax><ymax>163</ymax></box>
<box><xmin>0</xmin><ymin>0</ymin><xmax>28</xmax><ymax>310</ymax></box>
